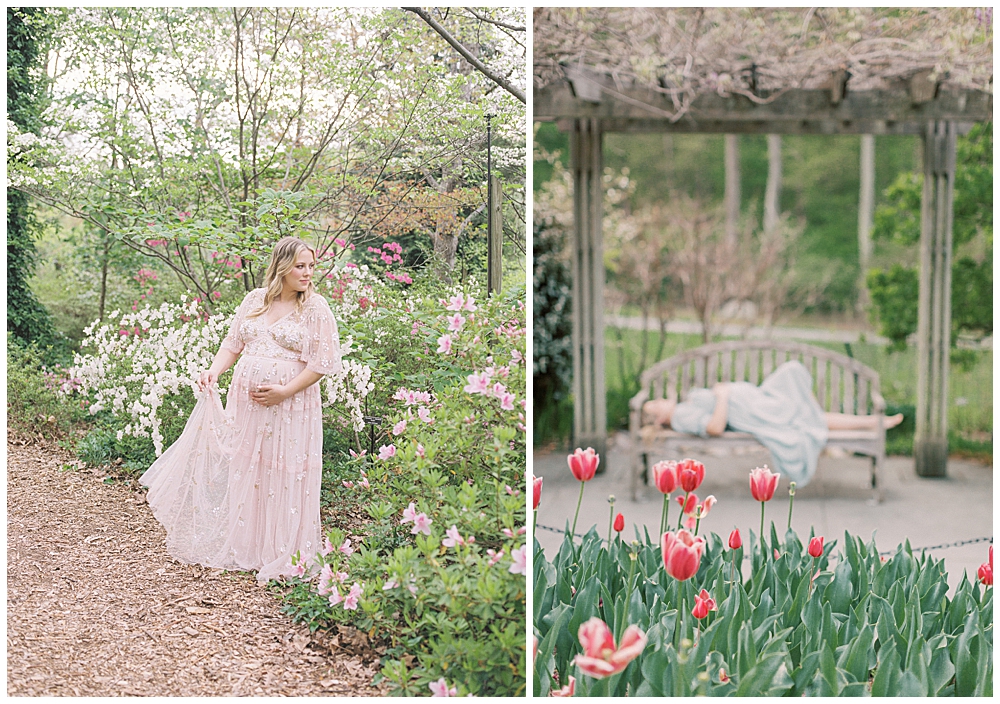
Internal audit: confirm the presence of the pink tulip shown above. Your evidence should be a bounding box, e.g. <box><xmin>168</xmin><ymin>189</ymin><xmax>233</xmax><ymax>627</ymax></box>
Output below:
<box><xmin>678</xmin><ymin>458</ymin><xmax>705</xmax><ymax>492</ymax></box>
<box><xmin>749</xmin><ymin>465</ymin><xmax>779</xmax><ymax>502</ymax></box>
<box><xmin>691</xmin><ymin>589</ymin><xmax>717</xmax><ymax>619</ymax></box>
<box><xmin>573</xmin><ymin>617</ymin><xmax>647</xmax><ymax>679</ymax></box>
<box><xmin>676</xmin><ymin>492</ymin><xmax>698</xmax><ymax>516</ymax></box>
<box><xmin>808</xmin><ymin>536</ymin><xmax>824</xmax><ymax>559</ymax></box>
<box><xmin>699</xmin><ymin>495</ymin><xmax>717</xmax><ymax>518</ymax></box>
<box><xmin>651</xmin><ymin>460</ymin><xmax>678</xmax><ymax>495</ymax></box>
<box><xmin>550</xmin><ymin>676</ymin><xmax>576</xmax><ymax>697</ymax></box>
<box><xmin>728</xmin><ymin>528</ymin><xmax>742</xmax><ymax>550</ymax></box>
<box><xmin>661</xmin><ymin>529</ymin><xmax>706</xmax><ymax>581</ymax></box>
<box><xmin>532</xmin><ymin>476</ymin><xmax>543</xmax><ymax>510</ymax></box>
<box><xmin>568</xmin><ymin>447</ymin><xmax>600</xmax><ymax>482</ymax></box>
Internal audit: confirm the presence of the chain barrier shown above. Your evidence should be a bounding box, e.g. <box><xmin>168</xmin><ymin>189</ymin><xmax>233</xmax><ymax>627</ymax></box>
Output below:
<box><xmin>535</xmin><ymin>523</ymin><xmax>992</xmax><ymax>557</ymax></box>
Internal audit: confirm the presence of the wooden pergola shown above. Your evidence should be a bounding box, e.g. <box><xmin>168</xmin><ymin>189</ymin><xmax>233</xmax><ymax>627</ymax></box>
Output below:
<box><xmin>534</xmin><ymin>66</ymin><xmax>991</xmax><ymax>476</ymax></box>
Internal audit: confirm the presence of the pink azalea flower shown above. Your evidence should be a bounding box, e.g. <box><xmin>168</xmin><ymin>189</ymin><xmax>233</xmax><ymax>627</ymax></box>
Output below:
<box><xmin>392</xmin><ymin>419</ymin><xmax>407</xmax><ymax>436</ymax></box>
<box><xmin>382</xmin><ymin>580</ymin><xmax>398</xmax><ymax>590</ymax></box>
<box><xmin>411</xmin><ymin>513</ymin><xmax>432</xmax><ymax>535</ymax></box>
<box><xmin>349</xmin><ymin>449</ymin><xmax>367</xmax><ymax>459</ymax></box>
<box><xmin>487</xmin><ymin>549</ymin><xmax>505</xmax><ymax>566</ymax></box>
<box><xmin>416</xmin><ymin>443</ymin><xmax>426</xmax><ymax>458</ymax></box>
<box><xmin>344</xmin><ymin>582</ymin><xmax>362</xmax><ymax>610</ymax></box>
<box><xmin>359</xmin><ymin>477</ymin><xmax>370</xmax><ymax>489</ymax></box>
<box><xmin>289</xmin><ymin>561</ymin><xmax>306</xmax><ymax>578</ymax></box>
<box><xmin>401</xmin><ymin>502</ymin><xmax>417</xmax><ymax>524</ymax></box>
<box><xmin>463</xmin><ymin>372</ymin><xmax>491</xmax><ymax>395</ymax></box>
<box><xmin>491</xmin><ymin>382</ymin><xmax>507</xmax><ymax>397</ymax></box>
<box><xmin>336</xmin><ymin>571</ymin><xmax>349</xmax><ymax>584</ymax></box>
<box><xmin>317</xmin><ymin>564</ymin><xmax>335</xmax><ymax>596</ymax></box>
<box><xmin>328</xmin><ymin>585</ymin><xmax>343</xmax><ymax>606</ymax></box>
<box><xmin>442</xmin><ymin>525</ymin><xmax>465</xmax><ymax>548</ymax></box>
<box><xmin>511</xmin><ymin>349</ymin><xmax>523</xmax><ymax>364</ymax></box>
<box><xmin>436</xmin><ymin>334</ymin><xmax>452</xmax><ymax>354</ymax></box>
<box><xmin>334</xmin><ymin>238</ymin><xmax>347</xmax><ymax>247</ymax></box>
<box><xmin>447</xmin><ymin>313</ymin><xmax>465</xmax><ymax>331</ymax></box>
<box><xmin>509</xmin><ymin>546</ymin><xmax>527</xmax><ymax>575</ymax></box>
<box><xmin>342</xmin><ymin>480</ymin><xmax>355</xmax><ymax>488</ymax></box>
<box><xmin>321</xmin><ymin>536</ymin><xmax>336</xmax><ymax>556</ymax></box>
<box><xmin>417</xmin><ymin>407</ymin><xmax>433</xmax><ymax>423</ymax></box>
<box><xmin>429</xmin><ymin>678</ymin><xmax>457</xmax><ymax>697</ymax></box>
<box><xmin>339</xmin><ymin>539</ymin><xmax>354</xmax><ymax>556</ymax></box>
<box><xmin>505</xmin><ymin>485</ymin><xmax>520</xmax><ymax>496</ymax></box>
<box><xmin>500</xmin><ymin>392</ymin><xmax>516</xmax><ymax>411</ymax></box>
<box><xmin>378</xmin><ymin>444</ymin><xmax>396</xmax><ymax>460</ymax></box>
<box><xmin>414</xmin><ymin>390</ymin><xmax>433</xmax><ymax>405</ymax></box>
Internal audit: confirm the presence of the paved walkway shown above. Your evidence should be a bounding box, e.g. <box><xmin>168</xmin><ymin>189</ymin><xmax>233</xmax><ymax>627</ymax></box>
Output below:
<box><xmin>533</xmin><ymin>433</ymin><xmax>993</xmax><ymax>593</ymax></box>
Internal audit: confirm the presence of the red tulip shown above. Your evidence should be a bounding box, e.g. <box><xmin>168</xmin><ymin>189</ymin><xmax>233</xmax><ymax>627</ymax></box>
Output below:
<box><xmin>719</xmin><ymin>668</ymin><xmax>730</xmax><ymax>684</ymax></box>
<box><xmin>550</xmin><ymin>676</ymin><xmax>576</xmax><ymax>697</ymax></box>
<box><xmin>699</xmin><ymin>495</ymin><xmax>717</xmax><ymax>518</ymax></box>
<box><xmin>678</xmin><ymin>458</ymin><xmax>705</xmax><ymax>492</ymax></box>
<box><xmin>691</xmin><ymin>588</ymin><xmax>717</xmax><ymax>619</ymax></box>
<box><xmin>568</xmin><ymin>447</ymin><xmax>600</xmax><ymax>482</ymax></box>
<box><xmin>573</xmin><ymin>617</ymin><xmax>647</xmax><ymax>679</ymax></box>
<box><xmin>661</xmin><ymin>529</ymin><xmax>706</xmax><ymax>581</ymax></box>
<box><xmin>978</xmin><ymin>545</ymin><xmax>993</xmax><ymax>586</ymax></box>
<box><xmin>651</xmin><ymin>460</ymin><xmax>678</xmax><ymax>494</ymax></box>
<box><xmin>532</xmin><ymin>476</ymin><xmax>543</xmax><ymax>510</ymax></box>
<box><xmin>728</xmin><ymin>528</ymin><xmax>742</xmax><ymax>550</ymax></box>
<box><xmin>613</xmin><ymin>512</ymin><xmax>625</xmax><ymax>533</ymax></box>
<box><xmin>676</xmin><ymin>492</ymin><xmax>698</xmax><ymax>515</ymax></box>
<box><xmin>808</xmin><ymin>536</ymin><xmax>824</xmax><ymax>559</ymax></box>
<box><xmin>749</xmin><ymin>465</ymin><xmax>779</xmax><ymax>502</ymax></box>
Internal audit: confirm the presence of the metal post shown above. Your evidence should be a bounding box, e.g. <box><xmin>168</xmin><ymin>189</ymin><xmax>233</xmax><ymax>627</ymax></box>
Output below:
<box><xmin>486</xmin><ymin>113</ymin><xmax>494</xmax><ymax>296</ymax></box>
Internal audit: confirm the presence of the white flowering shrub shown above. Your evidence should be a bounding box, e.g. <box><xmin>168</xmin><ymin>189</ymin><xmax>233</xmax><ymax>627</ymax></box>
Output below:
<box><xmin>69</xmin><ymin>298</ymin><xmax>230</xmax><ymax>456</ymax></box>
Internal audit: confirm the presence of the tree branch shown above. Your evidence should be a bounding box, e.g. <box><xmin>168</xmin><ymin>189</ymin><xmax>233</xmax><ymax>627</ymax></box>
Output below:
<box><xmin>402</xmin><ymin>7</ymin><xmax>525</xmax><ymax>104</ymax></box>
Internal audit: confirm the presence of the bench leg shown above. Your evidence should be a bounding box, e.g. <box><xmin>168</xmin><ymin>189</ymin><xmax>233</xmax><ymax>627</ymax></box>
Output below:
<box><xmin>869</xmin><ymin>454</ymin><xmax>884</xmax><ymax>504</ymax></box>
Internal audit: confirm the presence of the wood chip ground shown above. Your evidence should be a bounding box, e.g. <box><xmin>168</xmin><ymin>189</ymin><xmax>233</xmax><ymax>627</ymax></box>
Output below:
<box><xmin>6</xmin><ymin>440</ymin><xmax>388</xmax><ymax>697</ymax></box>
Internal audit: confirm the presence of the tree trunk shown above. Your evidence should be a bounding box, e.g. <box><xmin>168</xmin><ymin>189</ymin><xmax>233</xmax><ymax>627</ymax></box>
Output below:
<box><xmin>724</xmin><ymin>134</ymin><xmax>740</xmax><ymax>245</ymax></box>
<box><xmin>857</xmin><ymin>134</ymin><xmax>875</xmax><ymax>317</ymax></box>
<box><xmin>98</xmin><ymin>236</ymin><xmax>111</xmax><ymax>322</ymax></box>
<box><xmin>764</xmin><ymin>135</ymin><xmax>782</xmax><ymax>236</ymax></box>
<box><xmin>431</xmin><ymin>227</ymin><xmax>458</xmax><ymax>281</ymax></box>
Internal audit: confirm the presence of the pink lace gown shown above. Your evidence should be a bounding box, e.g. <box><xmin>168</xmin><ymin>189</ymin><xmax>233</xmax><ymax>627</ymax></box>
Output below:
<box><xmin>140</xmin><ymin>288</ymin><xmax>342</xmax><ymax>583</ymax></box>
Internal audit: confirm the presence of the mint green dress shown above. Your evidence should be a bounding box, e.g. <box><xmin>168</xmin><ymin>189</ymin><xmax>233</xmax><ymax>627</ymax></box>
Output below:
<box><xmin>670</xmin><ymin>361</ymin><xmax>828</xmax><ymax>486</ymax></box>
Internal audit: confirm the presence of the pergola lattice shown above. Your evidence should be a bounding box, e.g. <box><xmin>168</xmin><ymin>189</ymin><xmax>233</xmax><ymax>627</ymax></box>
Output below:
<box><xmin>533</xmin><ymin>8</ymin><xmax>992</xmax><ymax>477</ymax></box>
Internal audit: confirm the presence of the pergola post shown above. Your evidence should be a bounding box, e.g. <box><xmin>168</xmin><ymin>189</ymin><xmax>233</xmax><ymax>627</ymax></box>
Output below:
<box><xmin>570</xmin><ymin>117</ymin><xmax>607</xmax><ymax>459</ymax></box>
<box><xmin>914</xmin><ymin>120</ymin><xmax>956</xmax><ymax>477</ymax></box>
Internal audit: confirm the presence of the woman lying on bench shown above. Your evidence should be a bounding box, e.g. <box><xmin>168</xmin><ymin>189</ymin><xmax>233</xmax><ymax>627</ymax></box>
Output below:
<box><xmin>642</xmin><ymin>361</ymin><xmax>903</xmax><ymax>486</ymax></box>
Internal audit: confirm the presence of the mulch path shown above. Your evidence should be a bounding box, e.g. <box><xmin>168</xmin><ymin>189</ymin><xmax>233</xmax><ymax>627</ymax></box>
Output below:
<box><xmin>6</xmin><ymin>439</ymin><xmax>388</xmax><ymax>697</ymax></box>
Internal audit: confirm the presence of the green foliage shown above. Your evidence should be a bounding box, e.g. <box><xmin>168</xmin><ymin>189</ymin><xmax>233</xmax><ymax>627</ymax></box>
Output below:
<box><xmin>532</xmin><ymin>219</ymin><xmax>573</xmax><ymax>446</ymax></box>
<box><xmin>866</xmin><ymin>265</ymin><xmax>919</xmax><ymax>351</ymax></box>
<box><xmin>280</xmin><ymin>288</ymin><xmax>527</xmax><ymax>697</ymax></box>
<box><xmin>7</xmin><ymin>8</ymin><xmax>58</xmax><ymax>349</ymax></box>
<box><xmin>6</xmin><ymin>335</ymin><xmax>87</xmax><ymax>439</ymax></box>
<box><xmin>534</xmin><ymin>519</ymin><xmax>993</xmax><ymax>696</ymax></box>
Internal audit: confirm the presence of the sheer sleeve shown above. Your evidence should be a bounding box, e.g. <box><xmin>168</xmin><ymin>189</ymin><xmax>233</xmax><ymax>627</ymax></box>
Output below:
<box><xmin>301</xmin><ymin>294</ymin><xmax>342</xmax><ymax>375</ymax></box>
<box><xmin>221</xmin><ymin>289</ymin><xmax>258</xmax><ymax>355</ymax></box>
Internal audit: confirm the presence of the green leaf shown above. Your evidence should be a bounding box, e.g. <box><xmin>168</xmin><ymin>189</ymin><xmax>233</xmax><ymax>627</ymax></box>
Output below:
<box><xmin>824</xmin><ymin>558</ymin><xmax>853</xmax><ymax>614</ymax></box>
<box><xmin>734</xmin><ymin>652</ymin><xmax>785</xmax><ymax>696</ymax></box>
<box><xmin>818</xmin><ymin>641</ymin><xmax>843</xmax><ymax>696</ymax></box>
<box><xmin>842</xmin><ymin>623</ymin><xmax>874</xmax><ymax>683</ymax></box>
<box><xmin>870</xmin><ymin>641</ymin><xmax>900</xmax><ymax>697</ymax></box>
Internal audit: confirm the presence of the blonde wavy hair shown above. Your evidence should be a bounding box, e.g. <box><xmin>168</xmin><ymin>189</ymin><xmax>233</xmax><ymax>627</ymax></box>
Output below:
<box><xmin>246</xmin><ymin>236</ymin><xmax>316</xmax><ymax>319</ymax></box>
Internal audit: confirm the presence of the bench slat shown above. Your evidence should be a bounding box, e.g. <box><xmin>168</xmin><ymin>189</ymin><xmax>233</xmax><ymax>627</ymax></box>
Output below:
<box><xmin>829</xmin><ymin>364</ymin><xmax>841</xmax><ymax>413</ymax></box>
<box><xmin>816</xmin><ymin>358</ymin><xmax>827</xmax><ymax>409</ymax></box>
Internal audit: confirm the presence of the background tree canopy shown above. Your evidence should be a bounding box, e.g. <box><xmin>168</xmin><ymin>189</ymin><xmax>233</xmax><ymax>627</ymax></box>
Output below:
<box><xmin>8</xmin><ymin>6</ymin><xmax>526</xmax><ymax>348</ymax></box>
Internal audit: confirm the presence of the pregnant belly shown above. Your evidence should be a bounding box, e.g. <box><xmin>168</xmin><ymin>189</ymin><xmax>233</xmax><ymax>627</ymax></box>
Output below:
<box><xmin>228</xmin><ymin>354</ymin><xmax>320</xmax><ymax>410</ymax></box>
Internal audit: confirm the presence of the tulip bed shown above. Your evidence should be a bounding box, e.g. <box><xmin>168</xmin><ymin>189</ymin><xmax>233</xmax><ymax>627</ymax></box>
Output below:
<box><xmin>533</xmin><ymin>455</ymin><xmax>993</xmax><ymax>697</ymax></box>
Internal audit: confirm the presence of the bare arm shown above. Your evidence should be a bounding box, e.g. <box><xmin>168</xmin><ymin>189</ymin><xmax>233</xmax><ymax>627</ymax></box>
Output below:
<box><xmin>198</xmin><ymin>347</ymin><xmax>240</xmax><ymax>390</ymax></box>
<box><xmin>252</xmin><ymin>368</ymin><xmax>324</xmax><ymax>407</ymax></box>
<box><xmin>705</xmin><ymin>383</ymin><xmax>730</xmax><ymax>436</ymax></box>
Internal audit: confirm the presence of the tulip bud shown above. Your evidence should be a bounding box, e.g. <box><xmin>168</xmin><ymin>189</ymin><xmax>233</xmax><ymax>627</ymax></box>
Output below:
<box><xmin>728</xmin><ymin>528</ymin><xmax>742</xmax><ymax>550</ymax></box>
<box><xmin>613</xmin><ymin>513</ymin><xmax>625</xmax><ymax>533</ymax></box>
<box><xmin>532</xmin><ymin>476</ymin><xmax>543</xmax><ymax>510</ymax></box>
<box><xmin>808</xmin><ymin>536</ymin><xmax>824</xmax><ymax>559</ymax></box>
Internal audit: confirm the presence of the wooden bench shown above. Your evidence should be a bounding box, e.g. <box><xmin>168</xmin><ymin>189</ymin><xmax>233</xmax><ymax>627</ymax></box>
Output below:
<box><xmin>628</xmin><ymin>340</ymin><xmax>887</xmax><ymax>503</ymax></box>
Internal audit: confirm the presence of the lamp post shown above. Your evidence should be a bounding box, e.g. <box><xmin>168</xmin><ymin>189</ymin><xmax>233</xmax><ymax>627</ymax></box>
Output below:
<box><xmin>486</xmin><ymin>112</ymin><xmax>495</xmax><ymax>295</ymax></box>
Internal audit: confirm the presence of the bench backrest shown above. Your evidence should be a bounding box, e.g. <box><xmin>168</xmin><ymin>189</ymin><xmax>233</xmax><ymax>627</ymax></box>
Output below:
<box><xmin>636</xmin><ymin>340</ymin><xmax>882</xmax><ymax>415</ymax></box>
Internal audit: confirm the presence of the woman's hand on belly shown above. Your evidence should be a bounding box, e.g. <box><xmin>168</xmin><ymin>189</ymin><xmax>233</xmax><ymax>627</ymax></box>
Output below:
<box><xmin>251</xmin><ymin>384</ymin><xmax>290</xmax><ymax>407</ymax></box>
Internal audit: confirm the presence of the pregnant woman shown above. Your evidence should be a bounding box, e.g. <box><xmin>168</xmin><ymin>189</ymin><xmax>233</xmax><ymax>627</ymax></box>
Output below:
<box><xmin>140</xmin><ymin>236</ymin><xmax>342</xmax><ymax>583</ymax></box>
<box><xmin>643</xmin><ymin>361</ymin><xmax>903</xmax><ymax>486</ymax></box>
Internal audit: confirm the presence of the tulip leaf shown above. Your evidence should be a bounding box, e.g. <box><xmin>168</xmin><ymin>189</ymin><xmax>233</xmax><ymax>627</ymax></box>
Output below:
<box><xmin>736</xmin><ymin>620</ymin><xmax>757</xmax><ymax>679</ymax></box>
<box><xmin>734</xmin><ymin>651</ymin><xmax>785</xmax><ymax>696</ymax></box>
<box><xmin>841</xmin><ymin>623</ymin><xmax>874</xmax><ymax>684</ymax></box>
<box><xmin>954</xmin><ymin>611</ymin><xmax>986</xmax><ymax>696</ymax></box>
<box><xmin>824</xmin><ymin>559</ymin><xmax>854</xmax><ymax>615</ymax></box>
<box><xmin>869</xmin><ymin>641</ymin><xmax>900</xmax><ymax>697</ymax></box>
<box><xmin>818</xmin><ymin>641</ymin><xmax>844</xmax><ymax>695</ymax></box>
<box><xmin>896</xmin><ymin>671</ymin><xmax>926</xmax><ymax>697</ymax></box>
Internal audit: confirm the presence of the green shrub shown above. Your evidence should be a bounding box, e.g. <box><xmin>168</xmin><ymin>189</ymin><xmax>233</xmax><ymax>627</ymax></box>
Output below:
<box><xmin>6</xmin><ymin>335</ymin><xmax>86</xmax><ymax>439</ymax></box>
